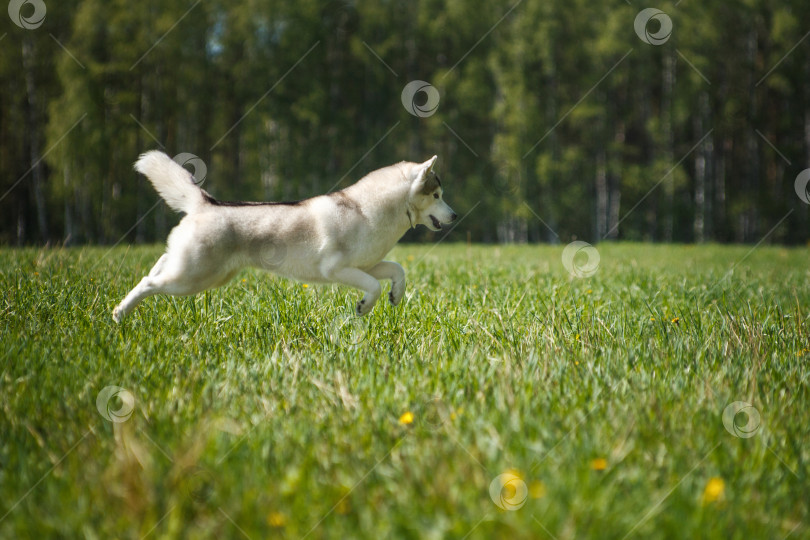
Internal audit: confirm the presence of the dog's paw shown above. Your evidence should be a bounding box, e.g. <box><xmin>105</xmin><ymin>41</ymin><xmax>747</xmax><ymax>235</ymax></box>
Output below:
<box><xmin>389</xmin><ymin>281</ymin><xmax>405</xmax><ymax>306</ymax></box>
<box><xmin>356</xmin><ymin>297</ymin><xmax>375</xmax><ymax>316</ymax></box>
<box><xmin>112</xmin><ymin>306</ymin><xmax>123</xmax><ymax>324</ymax></box>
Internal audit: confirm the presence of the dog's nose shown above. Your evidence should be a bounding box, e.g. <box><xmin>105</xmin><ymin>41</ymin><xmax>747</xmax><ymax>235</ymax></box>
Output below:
<box><xmin>450</xmin><ymin>213</ymin><xmax>458</xmax><ymax>222</ymax></box>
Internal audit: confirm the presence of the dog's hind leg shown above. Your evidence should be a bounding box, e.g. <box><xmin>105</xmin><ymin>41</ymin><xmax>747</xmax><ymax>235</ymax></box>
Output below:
<box><xmin>148</xmin><ymin>253</ymin><xmax>169</xmax><ymax>277</ymax></box>
<box><xmin>112</xmin><ymin>252</ymin><xmax>236</xmax><ymax>323</ymax></box>
<box><xmin>113</xmin><ymin>269</ymin><xmax>240</xmax><ymax>323</ymax></box>
<box><xmin>367</xmin><ymin>261</ymin><xmax>406</xmax><ymax>306</ymax></box>
<box><xmin>328</xmin><ymin>267</ymin><xmax>382</xmax><ymax>316</ymax></box>
<box><xmin>112</xmin><ymin>254</ymin><xmax>171</xmax><ymax>323</ymax></box>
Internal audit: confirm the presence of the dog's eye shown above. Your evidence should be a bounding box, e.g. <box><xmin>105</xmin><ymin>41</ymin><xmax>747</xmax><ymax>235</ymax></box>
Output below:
<box><xmin>433</xmin><ymin>193</ymin><xmax>439</xmax><ymax>199</ymax></box>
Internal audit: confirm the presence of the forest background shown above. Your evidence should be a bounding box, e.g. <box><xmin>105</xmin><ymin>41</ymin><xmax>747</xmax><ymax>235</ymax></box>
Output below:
<box><xmin>2</xmin><ymin>0</ymin><xmax>809</xmax><ymax>246</ymax></box>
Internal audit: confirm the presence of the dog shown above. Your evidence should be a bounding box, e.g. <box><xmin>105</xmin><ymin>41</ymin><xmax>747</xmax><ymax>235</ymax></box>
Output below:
<box><xmin>112</xmin><ymin>151</ymin><xmax>457</xmax><ymax>322</ymax></box>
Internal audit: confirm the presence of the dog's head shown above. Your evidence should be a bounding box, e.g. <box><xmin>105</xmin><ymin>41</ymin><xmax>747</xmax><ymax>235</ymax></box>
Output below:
<box><xmin>406</xmin><ymin>156</ymin><xmax>457</xmax><ymax>231</ymax></box>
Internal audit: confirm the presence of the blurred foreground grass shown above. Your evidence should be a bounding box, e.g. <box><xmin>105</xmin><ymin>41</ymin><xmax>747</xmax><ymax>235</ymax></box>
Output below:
<box><xmin>1</xmin><ymin>243</ymin><xmax>808</xmax><ymax>539</ymax></box>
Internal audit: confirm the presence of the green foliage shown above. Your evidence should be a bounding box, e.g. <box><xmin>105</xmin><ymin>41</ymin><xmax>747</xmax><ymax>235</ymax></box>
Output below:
<box><xmin>1</xmin><ymin>244</ymin><xmax>808</xmax><ymax>537</ymax></box>
<box><xmin>1</xmin><ymin>1</ymin><xmax>810</xmax><ymax>244</ymax></box>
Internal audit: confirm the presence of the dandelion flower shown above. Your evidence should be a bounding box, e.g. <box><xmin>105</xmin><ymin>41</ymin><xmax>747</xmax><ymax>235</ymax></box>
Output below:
<box><xmin>302</xmin><ymin>284</ymin><xmax>309</xmax><ymax>288</ymax></box>
<box><xmin>504</xmin><ymin>468</ymin><xmax>523</xmax><ymax>479</ymax></box>
<box><xmin>336</xmin><ymin>499</ymin><xmax>351</xmax><ymax>514</ymax></box>
<box><xmin>399</xmin><ymin>411</ymin><xmax>414</xmax><ymax>425</ymax></box>
<box><xmin>590</xmin><ymin>458</ymin><xmax>608</xmax><ymax>471</ymax></box>
<box><xmin>702</xmin><ymin>477</ymin><xmax>725</xmax><ymax>504</ymax></box>
<box><xmin>529</xmin><ymin>480</ymin><xmax>546</xmax><ymax>498</ymax></box>
<box><xmin>267</xmin><ymin>512</ymin><xmax>286</xmax><ymax>527</ymax></box>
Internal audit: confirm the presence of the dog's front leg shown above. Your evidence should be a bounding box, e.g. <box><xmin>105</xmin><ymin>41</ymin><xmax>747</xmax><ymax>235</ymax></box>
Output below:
<box><xmin>367</xmin><ymin>261</ymin><xmax>406</xmax><ymax>306</ymax></box>
<box><xmin>328</xmin><ymin>267</ymin><xmax>382</xmax><ymax>316</ymax></box>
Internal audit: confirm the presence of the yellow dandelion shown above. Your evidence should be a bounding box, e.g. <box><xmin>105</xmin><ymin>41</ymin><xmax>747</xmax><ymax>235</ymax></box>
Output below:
<box><xmin>302</xmin><ymin>283</ymin><xmax>309</xmax><ymax>288</ymax></box>
<box><xmin>650</xmin><ymin>317</ymin><xmax>655</xmax><ymax>321</ymax></box>
<box><xmin>529</xmin><ymin>480</ymin><xmax>546</xmax><ymax>499</ymax></box>
<box><xmin>504</xmin><ymin>468</ymin><xmax>523</xmax><ymax>479</ymax></box>
<box><xmin>336</xmin><ymin>499</ymin><xmax>351</xmax><ymax>514</ymax></box>
<box><xmin>241</xmin><ymin>278</ymin><xmax>246</xmax><ymax>283</ymax></box>
<box><xmin>586</xmin><ymin>289</ymin><xmax>592</xmax><ymax>294</ymax></box>
<box><xmin>702</xmin><ymin>477</ymin><xmax>725</xmax><ymax>504</ymax></box>
<box><xmin>267</xmin><ymin>511</ymin><xmax>286</xmax><ymax>527</ymax></box>
<box><xmin>590</xmin><ymin>458</ymin><xmax>608</xmax><ymax>471</ymax></box>
<box><xmin>399</xmin><ymin>411</ymin><xmax>414</xmax><ymax>425</ymax></box>
<box><xmin>671</xmin><ymin>317</ymin><xmax>680</xmax><ymax>325</ymax></box>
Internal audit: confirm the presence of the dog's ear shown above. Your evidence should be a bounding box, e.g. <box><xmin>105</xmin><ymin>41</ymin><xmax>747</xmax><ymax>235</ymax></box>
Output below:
<box><xmin>412</xmin><ymin>156</ymin><xmax>438</xmax><ymax>178</ymax></box>
<box><xmin>410</xmin><ymin>156</ymin><xmax>439</xmax><ymax>190</ymax></box>
<box><xmin>421</xmin><ymin>155</ymin><xmax>438</xmax><ymax>173</ymax></box>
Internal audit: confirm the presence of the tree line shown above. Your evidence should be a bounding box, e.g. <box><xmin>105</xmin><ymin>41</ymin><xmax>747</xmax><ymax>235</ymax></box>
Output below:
<box><xmin>1</xmin><ymin>0</ymin><xmax>809</xmax><ymax>245</ymax></box>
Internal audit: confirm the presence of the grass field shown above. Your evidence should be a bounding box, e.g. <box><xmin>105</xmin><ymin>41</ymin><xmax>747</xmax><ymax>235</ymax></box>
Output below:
<box><xmin>1</xmin><ymin>243</ymin><xmax>808</xmax><ymax>539</ymax></box>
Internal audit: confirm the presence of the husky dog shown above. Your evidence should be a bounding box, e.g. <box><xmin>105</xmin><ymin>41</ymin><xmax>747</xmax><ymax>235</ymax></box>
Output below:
<box><xmin>112</xmin><ymin>151</ymin><xmax>457</xmax><ymax>322</ymax></box>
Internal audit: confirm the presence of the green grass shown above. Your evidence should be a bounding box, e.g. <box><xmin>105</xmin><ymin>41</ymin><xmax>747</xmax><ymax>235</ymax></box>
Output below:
<box><xmin>1</xmin><ymin>243</ymin><xmax>808</xmax><ymax>539</ymax></box>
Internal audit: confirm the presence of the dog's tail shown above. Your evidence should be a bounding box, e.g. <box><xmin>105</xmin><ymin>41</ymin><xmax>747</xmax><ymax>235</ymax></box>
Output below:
<box><xmin>134</xmin><ymin>151</ymin><xmax>206</xmax><ymax>214</ymax></box>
